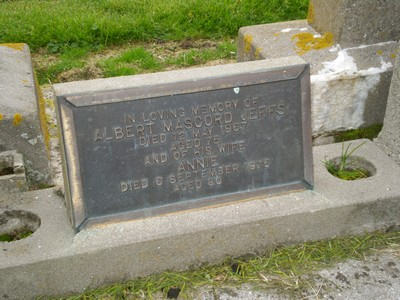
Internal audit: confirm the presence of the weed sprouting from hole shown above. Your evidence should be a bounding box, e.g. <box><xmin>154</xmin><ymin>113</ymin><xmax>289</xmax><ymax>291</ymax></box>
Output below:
<box><xmin>323</xmin><ymin>141</ymin><xmax>370</xmax><ymax>180</ymax></box>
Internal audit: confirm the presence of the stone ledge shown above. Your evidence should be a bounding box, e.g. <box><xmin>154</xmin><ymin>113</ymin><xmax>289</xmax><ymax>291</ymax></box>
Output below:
<box><xmin>237</xmin><ymin>20</ymin><xmax>398</xmax><ymax>135</ymax></box>
<box><xmin>0</xmin><ymin>139</ymin><xmax>399</xmax><ymax>299</ymax></box>
<box><xmin>376</xmin><ymin>43</ymin><xmax>400</xmax><ymax>165</ymax></box>
<box><xmin>53</xmin><ymin>56</ymin><xmax>306</xmax><ymax>96</ymax></box>
<box><xmin>0</xmin><ymin>43</ymin><xmax>51</xmax><ymax>185</ymax></box>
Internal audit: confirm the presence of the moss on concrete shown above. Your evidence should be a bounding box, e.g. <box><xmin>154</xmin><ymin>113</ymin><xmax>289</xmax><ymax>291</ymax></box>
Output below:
<box><xmin>35</xmin><ymin>74</ymin><xmax>51</xmax><ymax>158</ymax></box>
<box><xmin>0</xmin><ymin>43</ymin><xmax>25</xmax><ymax>51</ymax></box>
<box><xmin>334</xmin><ymin>124</ymin><xmax>383</xmax><ymax>142</ymax></box>
<box><xmin>291</xmin><ymin>31</ymin><xmax>333</xmax><ymax>55</ymax></box>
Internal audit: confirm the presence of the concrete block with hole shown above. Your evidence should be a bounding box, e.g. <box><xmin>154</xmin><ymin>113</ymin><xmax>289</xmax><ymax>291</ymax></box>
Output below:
<box><xmin>0</xmin><ymin>43</ymin><xmax>51</xmax><ymax>187</ymax></box>
<box><xmin>237</xmin><ymin>0</ymin><xmax>400</xmax><ymax>140</ymax></box>
<box><xmin>1</xmin><ymin>139</ymin><xmax>399</xmax><ymax>299</ymax></box>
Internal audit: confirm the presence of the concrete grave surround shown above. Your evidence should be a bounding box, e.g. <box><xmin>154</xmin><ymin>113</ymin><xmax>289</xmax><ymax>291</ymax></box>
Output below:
<box><xmin>1</xmin><ymin>2</ymin><xmax>400</xmax><ymax>298</ymax></box>
<box><xmin>237</xmin><ymin>1</ymin><xmax>399</xmax><ymax>137</ymax></box>
<box><xmin>1</xmin><ymin>139</ymin><xmax>400</xmax><ymax>299</ymax></box>
<box><xmin>0</xmin><ymin>44</ymin><xmax>51</xmax><ymax>185</ymax></box>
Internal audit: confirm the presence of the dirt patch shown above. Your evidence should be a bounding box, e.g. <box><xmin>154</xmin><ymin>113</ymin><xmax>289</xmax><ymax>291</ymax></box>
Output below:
<box><xmin>32</xmin><ymin>39</ymin><xmax>236</xmax><ymax>83</ymax></box>
<box><xmin>56</xmin><ymin>65</ymin><xmax>104</xmax><ymax>82</ymax></box>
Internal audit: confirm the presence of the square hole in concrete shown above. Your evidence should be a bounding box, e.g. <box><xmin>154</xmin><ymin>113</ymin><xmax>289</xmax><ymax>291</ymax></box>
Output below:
<box><xmin>0</xmin><ymin>150</ymin><xmax>28</xmax><ymax>193</ymax></box>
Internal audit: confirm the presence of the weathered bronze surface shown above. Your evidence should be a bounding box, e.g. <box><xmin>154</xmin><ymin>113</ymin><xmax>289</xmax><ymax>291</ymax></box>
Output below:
<box><xmin>57</xmin><ymin>62</ymin><xmax>312</xmax><ymax>230</ymax></box>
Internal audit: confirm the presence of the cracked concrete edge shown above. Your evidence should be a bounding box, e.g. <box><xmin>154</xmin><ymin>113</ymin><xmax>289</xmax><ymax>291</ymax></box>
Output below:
<box><xmin>0</xmin><ymin>139</ymin><xmax>399</xmax><ymax>299</ymax></box>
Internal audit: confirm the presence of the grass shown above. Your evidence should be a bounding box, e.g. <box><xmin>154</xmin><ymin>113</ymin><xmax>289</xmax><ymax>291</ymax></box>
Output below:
<box><xmin>0</xmin><ymin>0</ymin><xmax>309</xmax><ymax>51</ymax></box>
<box><xmin>165</xmin><ymin>41</ymin><xmax>236</xmax><ymax>67</ymax></box>
<box><xmin>99</xmin><ymin>47</ymin><xmax>160</xmax><ymax>77</ymax></box>
<box><xmin>35</xmin><ymin>39</ymin><xmax>237</xmax><ymax>84</ymax></box>
<box><xmin>0</xmin><ymin>230</ymin><xmax>33</xmax><ymax>242</ymax></box>
<box><xmin>45</xmin><ymin>230</ymin><xmax>400</xmax><ymax>299</ymax></box>
<box><xmin>97</xmin><ymin>40</ymin><xmax>236</xmax><ymax>77</ymax></box>
<box><xmin>1</xmin><ymin>0</ymin><xmax>309</xmax><ymax>83</ymax></box>
<box><xmin>325</xmin><ymin>164</ymin><xmax>369</xmax><ymax>181</ymax></box>
<box><xmin>324</xmin><ymin>141</ymin><xmax>369</xmax><ymax>180</ymax></box>
<box><xmin>35</xmin><ymin>47</ymin><xmax>89</xmax><ymax>84</ymax></box>
<box><xmin>325</xmin><ymin>125</ymin><xmax>383</xmax><ymax>180</ymax></box>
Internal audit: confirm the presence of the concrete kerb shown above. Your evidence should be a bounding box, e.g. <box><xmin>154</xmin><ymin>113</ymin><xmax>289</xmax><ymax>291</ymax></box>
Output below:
<box><xmin>237</xmin><ymin>20</ymin><xmax>398</xmax><ymax>136</ymax></box>
<box><xmin>0</xmin><ymin>43</ymin><xmax>51</xmax><ymax>186</ymax></box>
<box><xmin>375</xmin><ymin>44</ymin><xmax>400</xmax><ymax>165</ymax></box>
<box><xmin>1</xmin><ymin>139</ymin><xmax>399</xmax><ymax>299</ymax></box>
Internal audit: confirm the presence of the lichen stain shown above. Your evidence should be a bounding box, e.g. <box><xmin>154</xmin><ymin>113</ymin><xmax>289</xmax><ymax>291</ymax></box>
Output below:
<box><xmin>1</xmin><ymin>43</ymin><xmax>25</xmax><ymax>51</ymax></box>
<box><xmin>307</xmin><ymin>2</ymin><xmax>314</xmax><ymax>24</ymax></box>
<box><xmin>244</xmin><ymin>34</ymin><xmax>253</xmax><ymax>53</ymax></box>
<box><xmin>13</xmin><ymin>113</ymin><xmax>23</xmax><ymax>126</ymax></box>
<box><xmin>291</xmin><ymin>32</ymin><xmax>334</xmax><ymax>55</ymax></box>
<box><xmin>391</xmin><ymin>53</ymin><xmax>397</xmax><ymax>59</ymax></box>
<box><xmin>254</xmin><ymin>47</ymin><xmax>262</xmax><ymax>60</ymax></box>
<box><xmin>0</xmin><ymin>114</ymin><xmax>3</xmax><ymax>121</ymax></box>
<box><xmin>376</xmin><ymin>50</ymin><xmax>383</xmax><ymax>55</ymax></box>
<box><xmin>35</xmin><ymin>74</ymin><xmax>51</xmax><ymax>157</ymax></box>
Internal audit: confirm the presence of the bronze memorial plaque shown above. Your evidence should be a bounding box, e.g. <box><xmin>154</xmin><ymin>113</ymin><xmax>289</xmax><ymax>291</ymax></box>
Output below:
<box><xmin>57</xmin><ymin>60</ymin><xmax>313</xmax><ymax>231</ymax></box>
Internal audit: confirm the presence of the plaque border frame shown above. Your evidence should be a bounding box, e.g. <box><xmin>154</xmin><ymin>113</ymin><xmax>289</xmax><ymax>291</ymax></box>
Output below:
<box><xmin>56</xmin><ymin>61</ymin><xmax>313</xmax><ymax>231</ymax></box>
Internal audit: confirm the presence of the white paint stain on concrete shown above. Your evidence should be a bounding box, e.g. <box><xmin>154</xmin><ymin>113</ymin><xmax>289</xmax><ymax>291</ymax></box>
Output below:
<box><xmin>28</xmin><ymin>138</ymin><xmax>37</xmax><ymax>145</ymax></box>
<box><xmin>280</xmin><ymin>27</ymin><xmax>308</xmax><ymax>33</ymax></box>
<box><xmin>311</xmin><ymin>49</ymin><xmax>392</xmax><ymax>135</ymax></box>
<box><xmin>329</xmin><ymin>44</ymin><xmax>340</xmax><ymax>52</ymax></box>
<box><xmin>346</xmin><ymin>41</ymin><xmax>397</xmax><ymax>51</ymax></box>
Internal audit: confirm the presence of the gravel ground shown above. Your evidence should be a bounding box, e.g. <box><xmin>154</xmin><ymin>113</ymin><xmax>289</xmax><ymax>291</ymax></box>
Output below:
<box><xmin>184</xmin><ymin>247</ymin><xmax>400</xmax><ymax>300</ymax></box>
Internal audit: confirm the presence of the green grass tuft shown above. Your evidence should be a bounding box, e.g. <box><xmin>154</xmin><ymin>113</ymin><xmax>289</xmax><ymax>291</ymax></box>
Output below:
<box><xmin>165</xmin><ymin>42</ymin><xmax>236</xmax><ymax>67</ymax></box>
<box><xmin>36</xmin><ymin>47</ymin><xmax>89</xmax><ymax>84</ymax></box>
<box><xmin>99</xmin><ymin>47</ymin><xmax>160</xmax><ymax>77</ymax></box>
<box><xmin>325</xmin><ymin>161</ymin><xmax>369</xmax><ymax>180</ymax></box>
<box><xmin>323</xmin><ymin>141</ymin><xmax>369</xmax><ymax>180</ymax></box>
